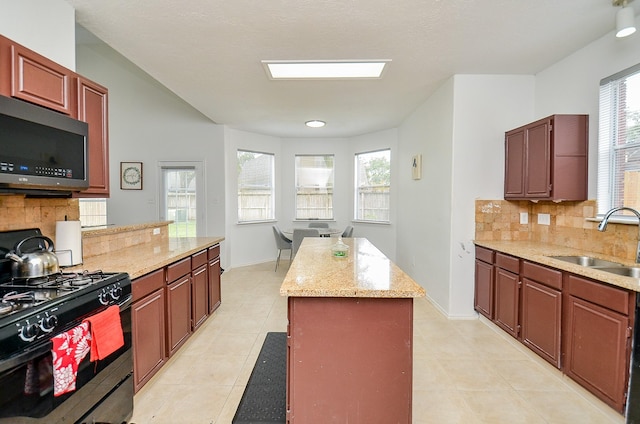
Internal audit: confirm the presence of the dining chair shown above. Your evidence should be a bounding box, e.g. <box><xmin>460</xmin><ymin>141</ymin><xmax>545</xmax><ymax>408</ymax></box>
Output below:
<box><xmin>308</xmin><ymin>222</ymin><xmax>329</xmax><ymax>228</ymax></box>
<box><xmin>292</xmin><ymin>228</ymin><xmax>320</xmax><ymax>257</ymax></box>
<box><xmin>272</xmin><ymin>225</ymin><xmax>293</xmax><ymax>271</ymax></box>
<box><xmin>342</xmin><ymin>225</ymin><xmax>354</xmax><ymax>238</ymax></box>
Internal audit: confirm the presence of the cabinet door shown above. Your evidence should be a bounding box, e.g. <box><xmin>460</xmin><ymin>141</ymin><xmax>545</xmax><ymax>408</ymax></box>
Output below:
<box><xmin>494</xmin><ymin>268</ymin><xmax>519</xmax><ymax>338</ymax></box>
<box><xmin>208</xmin><ymin>257</ymin><xmax>221</xmax><ymax>313</ymax></box>
<box><xmin>524</xmin><ymin>119</ymin><xmax>551</xmax><ymax>197</ymax></box>
<box><xmin>565</xmin><ymin>295</ymin><xmax>629</xmax><ymax>412</ymax></box>
<box><xmin>166</xmin><ymin>275</ymin><xmax>191</xmax><ymax>357</ymax></box>
<box><xmin>132</xmin><ymin>288</ymin><xmax>166</xmax><ymax>393</ymax></box>
<box><xmin>192</xmin><ymin>264</ymin><xmax>208</xmax><ymax>330</ymax></box>
<box><xmin>521</xmin><ymin>278</ymin><xmax>562</xmax><ymax>368</ymax></box>
<box><xmin>504</xmin><ymin>129</ymin><xmax>525</xmax><ymax>198</ymax></box>
<box><xmin>9</xmin><ymin>43</ymin><xmax>71</xmax><ymax>114</ymax></box>
<box><xmin>75</xmin><ymin>77</ymin><xmax>109</xmax><ymax>197</ymax></box>
<box><xmin>474</xmin><ymin>259</ymin><xmax>494</xmax><ymax>319</ymax></box>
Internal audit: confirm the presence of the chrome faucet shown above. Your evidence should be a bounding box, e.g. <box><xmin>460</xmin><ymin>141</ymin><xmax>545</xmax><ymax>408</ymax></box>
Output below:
<box><xmin>598</xmin><ymin>206</ymin><xmax>640</xmax><ymax>263</ymax></box>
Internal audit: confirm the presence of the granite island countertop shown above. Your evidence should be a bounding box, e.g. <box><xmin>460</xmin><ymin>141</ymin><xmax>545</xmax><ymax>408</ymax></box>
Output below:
<box><xmin>475</xmin><ymin>240</ymin><xmax>640</xmax><ymax>292</ymax></box>
<box><xmin>280</xmin><ymin>237</ymin><xmax>425</xmax><ymax>298</ymax></box>
<box><xmin>64</xmin><ymin>236</ymin><xmax>224</xmax><ymax>280</ymax></box>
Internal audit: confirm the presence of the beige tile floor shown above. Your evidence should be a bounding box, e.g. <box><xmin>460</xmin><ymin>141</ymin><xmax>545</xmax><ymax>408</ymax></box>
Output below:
<box><xmin>130</xmin><ymin>261</ymin><xmax>626</xmax><ymax>424</ymax></box>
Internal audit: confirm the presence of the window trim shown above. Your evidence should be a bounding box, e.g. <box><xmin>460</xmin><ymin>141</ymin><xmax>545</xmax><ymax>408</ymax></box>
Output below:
<box><xmin>354</xmin><ymin>148</ymin><xmax>391</xmax><ymax>223</ymax></box>
<box><xmin>294</xmin><ymin>154</ymin><xmax>335</xmax><ymax>220</ymax></box>
<box><xmin>237</xmin><ymin>149</ymin><xmax>276</xmax><ymax>223</ymax></box>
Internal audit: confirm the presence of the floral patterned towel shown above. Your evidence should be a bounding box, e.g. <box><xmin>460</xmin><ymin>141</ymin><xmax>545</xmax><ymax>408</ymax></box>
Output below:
<box><xmin>51</xmin><ymin>322</ymin><xmax>91</xmax><ymax>397</ymax></box>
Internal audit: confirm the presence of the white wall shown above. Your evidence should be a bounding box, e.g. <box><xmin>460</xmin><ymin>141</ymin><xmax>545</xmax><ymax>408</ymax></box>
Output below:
<box><xmin>74</xmin><ymin>42</ymin><xmax>227</xmax><ymax>263</ymax></box>
<box><xmin>0</xmin><ymin>0</ymin><xmax>75</xmax><ymax>69</ymax></box>
<box><xmin>449</xmin><ymin>75</ymin><xmax>534</xmax><ymax>317</ymax></box>
<box><xmin>535</xmin><ymin>15</ymin><xmax>640</xmax><ymax>199</ymax></box>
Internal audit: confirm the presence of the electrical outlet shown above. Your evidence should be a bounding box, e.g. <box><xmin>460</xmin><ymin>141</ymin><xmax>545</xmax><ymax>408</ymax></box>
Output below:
<box><xmin>519</xmin><ymin>212</ymin><xmax>528</xmax><ymax>224</ymax></box>
<box><xmin>153</xmin><ymin>228</ymin><xmax>160</xmax><ymax>235</ymax></box>
<box><xmin>537</xmin><ymin>213</ymin><xmax>551</xmax><ymax>225</ymax></box>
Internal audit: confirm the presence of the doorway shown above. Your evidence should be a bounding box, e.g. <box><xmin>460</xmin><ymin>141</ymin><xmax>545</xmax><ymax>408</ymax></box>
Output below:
<box><xmin>158</xmin><ymin>161</ymin><xmax>205</xmax><ymax>237</ymax></box>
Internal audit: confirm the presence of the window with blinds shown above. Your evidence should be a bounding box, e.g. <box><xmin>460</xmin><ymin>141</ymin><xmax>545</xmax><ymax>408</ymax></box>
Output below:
<box><xmin>598</xmin><ymin>64</ymin><xmax>640</xmax><ymax>217</ymax></box>
<box><xmin>295</xmin><ymin>155</ymin><xmax>334</xmax><ymax>220</ymax></box>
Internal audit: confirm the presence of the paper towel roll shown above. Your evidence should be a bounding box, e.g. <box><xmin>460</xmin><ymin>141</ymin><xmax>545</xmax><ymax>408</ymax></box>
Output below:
<box><xmin>55</xmin><ymin>220</ymin><xmax>83</xmax><ymax>266</ymax></box>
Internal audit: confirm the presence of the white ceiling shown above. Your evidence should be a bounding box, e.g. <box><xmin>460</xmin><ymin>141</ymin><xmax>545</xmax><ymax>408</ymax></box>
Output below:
<box><xmin>65</xmin><ymin>0</ymin><xmax>636</xmax><ymax>138</ymax></box>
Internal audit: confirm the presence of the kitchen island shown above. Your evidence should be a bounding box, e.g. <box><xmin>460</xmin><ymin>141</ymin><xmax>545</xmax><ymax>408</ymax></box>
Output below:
<box><xmin>280</xmin><ymin>237</ymin><xmax>425</xmax><ymax>424</ymax></box>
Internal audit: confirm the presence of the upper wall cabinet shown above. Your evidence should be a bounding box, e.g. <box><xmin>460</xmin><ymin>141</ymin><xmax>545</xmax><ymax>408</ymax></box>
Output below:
<box><xmin>74</xmin><ymin>77</ymin><xmax>110</xmax><ymax>197</ymax></box>
<box><xmin>504</xmin><ymin>114</ymin><xmax>588</xmax><ymax>201</ymax></box>
<box><xmin>0</xmin><ymin>33</ymin><xmax>110</xmax><ymax>197</ymax></box>
<box><xmin>0</xmin><ymin>35</ymin><xmax>72</xmax><ymax>115</ymax></box>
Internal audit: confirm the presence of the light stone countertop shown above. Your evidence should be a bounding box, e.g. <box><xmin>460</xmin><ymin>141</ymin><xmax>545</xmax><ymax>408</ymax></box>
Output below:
<box><xmin>280</xmin><ymin>237</ymin><xmax>426</xmax><ymax>298</ymax></box>
<box><xmin>63</xmin><ymin>236</ymin><xmax>224</xmax><ymax>280</ymax></box>
<box><xmin>81</xmin><ymin>221</ymin><xmax>173</xmax><ymax>237</ymax></box>
<box><xmin>474</xmin><ymin>240</ymin><xmax>640</xmax><ymax>293</ymax></box>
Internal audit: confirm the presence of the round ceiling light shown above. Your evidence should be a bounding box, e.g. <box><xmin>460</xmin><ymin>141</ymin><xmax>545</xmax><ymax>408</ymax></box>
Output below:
<box><xmin>305</xmin><ymin>120</ymin><xmax>326</xmax><ymax>128</ymax></box>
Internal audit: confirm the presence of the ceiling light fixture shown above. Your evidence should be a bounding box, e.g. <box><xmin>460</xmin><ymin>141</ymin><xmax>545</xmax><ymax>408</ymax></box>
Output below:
<box><xmin>305</xmin><ymin>120</ymin><xmax>326</xmax><ymax>128</ymax></box>
<box><xmin>614</xmin><ymin>0</ymin><xmax>636</xmax><ymax>38</ymax></box>
<box><xmin>263</xmin><ymin>60</ymin><xmax>390</xmax><ymax>80</ymax></box>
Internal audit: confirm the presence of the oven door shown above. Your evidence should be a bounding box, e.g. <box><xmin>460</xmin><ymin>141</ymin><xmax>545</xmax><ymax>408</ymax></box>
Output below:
<box><xmin>0</xmin><ymin>295</ymin><xmax>132</xmax><ymax>423</ymax></box>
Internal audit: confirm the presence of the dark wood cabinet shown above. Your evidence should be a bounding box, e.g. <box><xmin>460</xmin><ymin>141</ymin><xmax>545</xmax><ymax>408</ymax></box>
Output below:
<box><xmin>166</xmin><ymin>258</ymin><xmax>192</xmax><ymax>357</ymax></box>
<box><xmin>504</xmin><ymin>114</ymin><xmax>588</xmax><ymax>201</ymax></box>
<box><xmin>0</xmin><ymin>35</ymin><xmax>72</xmax><ymax>115</ymax></box>
<box><xmin>131</xmin><ymin>269</ymin><xmax>166</xmax><ymax>393</ymax></box>
<box><xmin>493</xmin><ymin>253</ymin><xmax>520</xmax><ymax>338</ymax></box>
<box><xmin>191</xmin><ymin>250</ymin><xmax>208</xmax><ymax>330</ymax></box>
<box><xmin>564</xmin><ymin>274</ymin><xmax>634</xmax><ymax>413</ymax></box>
<box><xmin>521</xmin><ymin>261</ymin><xmax>562</xmax><ymax>368</ymax></box>
<box><xmin>208</xmin><ymin>244</ymin><xmax>221</xmax><ymax>313</ymax></box>
<box><xmin>74</xmin><ymin>77</ymin><xmax>110</xmax><ymax>197</ymax></box>
<box><xmin>474</xmin><ymin>246</ymin><xmax>494</xmax><ymax>319</ymax></box>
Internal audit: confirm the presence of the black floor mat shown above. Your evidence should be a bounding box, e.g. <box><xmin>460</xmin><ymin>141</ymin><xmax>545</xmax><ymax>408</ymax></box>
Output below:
<box><xmin>232</xmin><ymin>332</ymin><xmax>287</xmax><ymax>424</ymax></box>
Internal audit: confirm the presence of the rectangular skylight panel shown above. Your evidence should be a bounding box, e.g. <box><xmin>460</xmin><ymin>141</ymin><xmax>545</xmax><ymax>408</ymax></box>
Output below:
<box><xmin>264</xmin><ymin>61</ymin><xmax>389</xmax><ymax>79</ymax></box>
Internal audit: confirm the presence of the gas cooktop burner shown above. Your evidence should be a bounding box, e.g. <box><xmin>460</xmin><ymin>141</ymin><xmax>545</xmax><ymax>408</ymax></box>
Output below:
<box><xmin>6</xmin><ymin>270</ymin><xmax>108</xmax><ymax>289</ymax></box>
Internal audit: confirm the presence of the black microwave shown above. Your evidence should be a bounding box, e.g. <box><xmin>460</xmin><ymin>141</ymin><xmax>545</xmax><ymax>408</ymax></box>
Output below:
<box><xmin>0</xmin><ymin>95</ymin><xmax>89</xmax><ymax>194</ymax></box>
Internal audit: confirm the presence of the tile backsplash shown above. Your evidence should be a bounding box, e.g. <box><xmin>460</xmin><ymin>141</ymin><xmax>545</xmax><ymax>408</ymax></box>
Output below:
<box><xmin>0</xmin><ymin>195</ymin><xmax>79</xmax><ymax>240</ymax></box>
<box><xmin>475</xmin><ymin>199</ymin><xmax>639</xmax><ymax>261</ymax></box>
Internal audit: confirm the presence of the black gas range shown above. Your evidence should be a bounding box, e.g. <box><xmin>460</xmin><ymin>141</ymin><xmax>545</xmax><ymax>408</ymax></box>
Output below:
<box><xmin>0</xmin><ymin>228</ymin><xmax>133</xmax><ymax>423</ymax></box>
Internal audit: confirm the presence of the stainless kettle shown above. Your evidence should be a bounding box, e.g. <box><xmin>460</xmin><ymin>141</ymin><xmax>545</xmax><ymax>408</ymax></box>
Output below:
<box><xmin>5</xmin><ymin>235</ymin><xmax>60</xmax><ymax>278</ymax></box>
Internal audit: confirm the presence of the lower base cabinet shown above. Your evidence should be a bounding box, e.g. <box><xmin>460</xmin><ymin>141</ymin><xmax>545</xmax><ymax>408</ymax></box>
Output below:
<box><xmin>166</xmin><ymin>274</ymin><xmax>192</xmax><ymax>356</ymax></box>
<box><xmin>132</xmin><ymin>288</ymin><xmax>166</xmax><ymax>392</ymax></box>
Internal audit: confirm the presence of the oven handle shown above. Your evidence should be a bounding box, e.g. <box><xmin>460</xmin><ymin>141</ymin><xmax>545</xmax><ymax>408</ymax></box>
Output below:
<box><xmin>0</xmin><ymin>294</ymin><xmax>132</xmax><ymax>374</ymax></box>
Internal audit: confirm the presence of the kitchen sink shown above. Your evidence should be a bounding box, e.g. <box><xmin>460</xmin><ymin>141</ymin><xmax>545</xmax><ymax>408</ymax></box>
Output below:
<box><xmin>597</xmin><ymin>266</ymin><xmax>640</xmax><ymax>278</ymax></box>
<box><xmin>550</xmin><ymin>255</ymin><xmax>624</xmax><ymax>268</ymax></box>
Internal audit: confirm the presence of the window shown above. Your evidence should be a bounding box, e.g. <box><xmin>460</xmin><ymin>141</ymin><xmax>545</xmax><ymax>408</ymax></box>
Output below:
<box><xmin>355</xmin><ymin>149</ymin><xmax>390</xmax><ymax>222</ymax></box>
<box><xmin>295</xmin><ymin>155</ymin><xmax>334</xmax><ymax>220</ymax></box>
<box><xmin>598</xmin><ymin>64</ymin><xmax>640</xmax><ymax>217</ymax></box>
<box><xmin>79</xmin><ymin>199</ymin><xmax>107</xmax><ymax>227</ymax></box>
<box><xmin>159</xmin><ymin>162</ymin><xmax>204</xmax><ymax>237</ymax></box>
<box><xmin>237</xmin><ymin>150</ymin><xmax>275</xmax><ymax>222</ymax></box>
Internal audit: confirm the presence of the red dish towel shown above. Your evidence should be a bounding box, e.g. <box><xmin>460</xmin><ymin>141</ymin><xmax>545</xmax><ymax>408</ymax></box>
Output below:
<box><xmin>51</xmin><ymin>322</ymin><xmax>91</xmax><ymax>396</ymax></box>
<box><xmin>83</xmin><ymin>305</ymin><xmax>124</xmax><ymax>362</ymax></box>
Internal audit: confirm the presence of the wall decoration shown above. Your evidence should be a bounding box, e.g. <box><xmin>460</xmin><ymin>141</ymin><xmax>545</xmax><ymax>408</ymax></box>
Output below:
<box><xmin>120</xmin><ymin>162</ymin><xmax>143</xmax><ymax>190</ymax></box>
<box><xmin>411</xmin><ymin>154</ymin><xmax>422</xmax><ymax>180</ymax></box>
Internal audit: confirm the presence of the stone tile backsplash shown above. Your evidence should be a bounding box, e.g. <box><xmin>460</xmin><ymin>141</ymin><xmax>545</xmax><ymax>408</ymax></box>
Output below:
<box><xmin>475</xmin><ymin>199</ymin><xmax>639</xmax><ymax>261</ymax></box>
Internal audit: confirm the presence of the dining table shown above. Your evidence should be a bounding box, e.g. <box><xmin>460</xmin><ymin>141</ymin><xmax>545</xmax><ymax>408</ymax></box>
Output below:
<box><xmin>283</xmin><ymin>228</ymin><xmax>343</xmax><ymax>238</ymax></box>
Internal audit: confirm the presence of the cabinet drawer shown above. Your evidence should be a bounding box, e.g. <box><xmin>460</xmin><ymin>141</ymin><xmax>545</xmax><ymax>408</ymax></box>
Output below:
<box><xmin>132</xmin><ymin>268</ymin><xmax>165</xmax><ymax>302</ymax></box>
<box><xmin>567</xmin><ymin>274</ymin><xmax>631</xmax><ymax>315</ymax></box>
<box><xmin>522</xmin><ymin>261</ymin><xmax>562</xmax><ymax>290</ymax></box>
<box><xmin>475</xmin><ymin>246</ymin><xmax>494</xmax><ymax>264</ymax></box>
<box><xmin>208</xmin><ymin>244</ymin><xmax>220</xmax><ymax>261</ymax></box>
<box><xmin>495</xmin><ymin>252</ymin><xmax>519</xmax><ymax>273</ymax></box>
<box><xmin>192</xmin><ymin>250</ymin><xmax>207</xmax><ymax>269</ymax></box>
<box><xmin>166</xmin><ymin>257</ymin><xmax>191</xmax><ymax>282</ymax></box>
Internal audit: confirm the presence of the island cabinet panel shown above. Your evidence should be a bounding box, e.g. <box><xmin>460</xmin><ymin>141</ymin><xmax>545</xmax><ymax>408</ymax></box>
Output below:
<box><xmin>287</xmin><ymin>297</ymin><xmax>413</xmax><ymax>424</ymax></box>
<box><xmin>521</xmin><ymin>261</ymin><xmax>562</xmax><ymax>368</ymax></box>
<box><xmin>208</xmin><ymin>244</ymin><xmax>221</xmax><ymax>313</ymax></box>
<box><xmin>74</xmin><ymin>77</ymin><xmax>109</xmax><ymax>197</ymax></box>
<box><xmin>191</xmin><ymin>250</ymin><xmax>208</xmax><ymax>331</ymax></box>
<box><xmin>493</xmin><ymin>253</ymin><xmax>520</xmax><ymax>338</ymax></box>
<box><xmin>166</xmin><ymin>257</ymin><xmax>192</xmax><ymax>357</ymax></box>
<box><xmin>474</xmin><ymin>246</ymin><xmax>495</xmax><ymax>319</ymax></box>
<box><xmin>564</xmin><ymin>274</ymin><xmax>633</xmax><ymax>413</ymax></box>
<box><xmin>0</xmin><ymin>36</ymin><xmax>72</xmax><ymax>114</ymax></box>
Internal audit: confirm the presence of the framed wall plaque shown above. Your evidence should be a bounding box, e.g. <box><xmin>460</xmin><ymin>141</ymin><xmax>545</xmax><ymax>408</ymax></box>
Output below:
<box><xmin>120</xmin><ymin>161</ymin><xmax>143</xmax><ymax>190</ymax></box>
